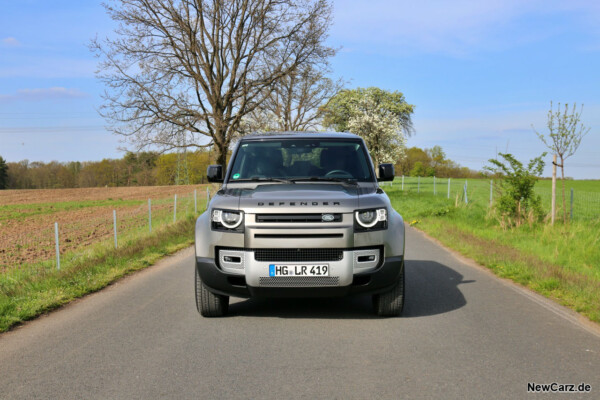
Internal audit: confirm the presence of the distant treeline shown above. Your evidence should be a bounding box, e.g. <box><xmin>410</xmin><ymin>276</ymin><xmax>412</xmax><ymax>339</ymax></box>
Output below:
<box><xmin>395</xmin><ymin>146</ymin><xmax>483</xmax><ymax>178</ymax></box>
<box><xmin>1</xmin><ymin>145</ymin><xmax>481</xmax><ymax>190</ymax></box>
<box><xmin>3</xmin><ymin>150</ymin><xmax>215</xmax><ymax>189</ymax></box>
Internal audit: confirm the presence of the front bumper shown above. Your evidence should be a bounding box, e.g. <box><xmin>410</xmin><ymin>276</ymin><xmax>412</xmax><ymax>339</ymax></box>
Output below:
<box><xmin>195</xmin><ymin>253</ymin><xmax>404</xmax><ymax>298</ymax></box>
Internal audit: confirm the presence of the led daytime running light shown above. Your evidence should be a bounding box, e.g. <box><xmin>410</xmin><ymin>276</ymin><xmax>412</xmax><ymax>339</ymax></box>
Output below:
<box><xmin>212</xmin><ymin>209</ymin><xmax>243</xmax><ymax>229</ymax></box>
<box><xmin>355</xmin><ymin>208</ymin><xmax>387</xmax><ymax>228</ymax></box>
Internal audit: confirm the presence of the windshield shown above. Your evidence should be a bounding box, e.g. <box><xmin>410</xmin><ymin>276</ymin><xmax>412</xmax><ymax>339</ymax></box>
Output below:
<box><xmin>227</xmin><ymin>139</ymin><xmax>374</xmax><ymax>182</ymax></box>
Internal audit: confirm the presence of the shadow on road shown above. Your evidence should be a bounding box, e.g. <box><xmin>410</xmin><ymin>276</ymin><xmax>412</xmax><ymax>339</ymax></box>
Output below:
<box><xmin>402</xmin><ymin>260</ymin><xmax>473</xmax><ymax>318</ymax></box>
<box><xmin>227</xmin><ymin>260</ymin><xmax>472</xmax><ymax>319</ymax></box>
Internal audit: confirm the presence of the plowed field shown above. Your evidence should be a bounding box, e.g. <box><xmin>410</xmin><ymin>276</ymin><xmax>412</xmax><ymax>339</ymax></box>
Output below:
<box><xmin>0</xmin><ymin>185</ymin><xmax>210</xmax><ymax>269</ymax></box>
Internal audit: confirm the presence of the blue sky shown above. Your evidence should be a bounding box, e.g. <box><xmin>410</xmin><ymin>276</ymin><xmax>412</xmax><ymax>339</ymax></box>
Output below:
<box><xmin>1</xmin><ymin>0</ymin><xmax>599</xmax><ymax>178</ymax></box>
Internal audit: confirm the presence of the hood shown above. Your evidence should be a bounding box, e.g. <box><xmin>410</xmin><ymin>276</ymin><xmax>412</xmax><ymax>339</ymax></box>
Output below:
<box><xmin>214</xmin><ymin>183</ymin><xmax>379</xmax><ymax>214</ymax></box>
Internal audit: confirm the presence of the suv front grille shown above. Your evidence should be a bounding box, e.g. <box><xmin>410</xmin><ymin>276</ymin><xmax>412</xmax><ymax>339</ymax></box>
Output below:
<box><xmin>255</xmin><ymin>213</ymin><xmax>342</xmax><ymax>223</ymax></box>
<box><xmin>254</xmin><ymin>248</ymin><xmax>343</xmax><ymax>262</ymax></box>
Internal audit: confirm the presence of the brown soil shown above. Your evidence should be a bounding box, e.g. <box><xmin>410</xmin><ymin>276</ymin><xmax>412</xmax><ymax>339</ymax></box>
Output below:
<box><xmin>0</xmin><ymin>185</ymin><xmax>213</xmax><ymax>268</ymax></box>
<box><xmin>0</xmin><ymin>185</ymin><xmax>210</xmax><ymax>205</ymax></box>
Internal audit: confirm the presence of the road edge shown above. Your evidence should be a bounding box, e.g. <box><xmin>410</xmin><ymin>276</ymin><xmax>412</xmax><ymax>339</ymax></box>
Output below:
<box><xmin>406</xmin><ymin>223</ymin><xmax>600</xmax><ymax>339</ymax></box>
<box><xmin>0</xmin><ymin>245</ymin><xmax>195</xmax><ymax>337</ymax></box>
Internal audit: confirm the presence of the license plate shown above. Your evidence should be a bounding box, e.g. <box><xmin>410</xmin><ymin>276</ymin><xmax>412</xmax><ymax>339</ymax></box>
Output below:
<box><xmin>268</xmin><ymin>264</ymin><xmax>329</xmax><ymax>277</ymax></box>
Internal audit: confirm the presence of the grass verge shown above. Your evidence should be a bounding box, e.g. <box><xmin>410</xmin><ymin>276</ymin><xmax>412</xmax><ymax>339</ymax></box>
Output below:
<box><xmin>0</xmin><ymin>215</ymin><xmax>196</xmax><ymax>332</ymax></box>
<box><xmin>386</xmin><ymin>185</ymin><xmax>600</xmax><ymax>323</ymax></box>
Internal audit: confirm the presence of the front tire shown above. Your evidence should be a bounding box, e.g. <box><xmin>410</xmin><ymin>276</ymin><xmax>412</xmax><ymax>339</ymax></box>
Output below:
<box><xmin>195</xmin><ymin>267</ymin><xmax>229</xmax><ymax>317</ymax></box>
<box><xmin>373</xmin><ymin>264</ymin><xmax>405</xmax><ymax>317</ymax></box>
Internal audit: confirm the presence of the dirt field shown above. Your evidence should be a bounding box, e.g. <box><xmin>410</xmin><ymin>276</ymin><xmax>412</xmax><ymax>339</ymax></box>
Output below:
<box><xmin>0</xmin><ymin>186</ymin><xmax>209</xmax><ymax>205</ymax></box>
<box><xmin>0</xmin><ymin>185</ymin><xmax>211</xmax><ymax>268</ymax></box>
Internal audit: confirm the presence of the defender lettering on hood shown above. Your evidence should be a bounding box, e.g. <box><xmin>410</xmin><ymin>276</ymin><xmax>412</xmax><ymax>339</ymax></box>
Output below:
<box><xmin>257</xmin><ymin>201</ymin><xmax>341</xmax><ymax>206</ymax></box>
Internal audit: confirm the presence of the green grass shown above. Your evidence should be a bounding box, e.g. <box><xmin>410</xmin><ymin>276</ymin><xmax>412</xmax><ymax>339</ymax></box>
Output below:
<box><xmin>536</xmin><ymin>178</ymin><xmax>600</xmax><ymax>193</ymax></box>
<box><xmin>0</xmin><ymin>215</ymin><xmax>197</xmax><ymax>332</ymax></box>
<box><xmin>385</xmin><ymin>181</ymin><xmax>600</xmax><ymax>323</ymax></box>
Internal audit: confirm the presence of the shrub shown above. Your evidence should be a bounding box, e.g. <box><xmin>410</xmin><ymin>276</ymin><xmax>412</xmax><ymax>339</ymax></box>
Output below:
<box><xmin>486</xmin><ymin>153</ymin><xmax>546</xmax><ymax>228</ymax></box>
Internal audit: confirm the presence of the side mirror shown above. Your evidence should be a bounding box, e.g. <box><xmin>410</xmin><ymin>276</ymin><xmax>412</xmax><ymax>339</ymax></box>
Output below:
<box><xmin>377</xmin><ymin>163</ymin><xmax>395</xmax><ymax>181</ymax></box>
<box><xmin>207</xmin><ymin>165</ymin><xmax>223</xmax><ymax>182</ymax></box>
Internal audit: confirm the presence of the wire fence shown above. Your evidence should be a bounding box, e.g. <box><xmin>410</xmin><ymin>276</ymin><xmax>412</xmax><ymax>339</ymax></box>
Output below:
<box><xmin>385</xmin><ymin>176</ymin><xmax>600</xmax><ymax>221</ymax></box>
<box><xmin>2</xmin><ymin>178</ymin><xmax>597</xmax><ymax>281</ymax></box>
<box><xmin>0</xmin><ymin>186</ymin><xmax>214</xmax><ymax>282</ymax></box>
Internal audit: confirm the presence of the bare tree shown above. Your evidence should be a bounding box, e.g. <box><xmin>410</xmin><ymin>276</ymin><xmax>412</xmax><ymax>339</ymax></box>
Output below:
<box><xmin>533</xmin><ymin>102</ymin><xmax>590</xmax><ymax>223</ymax></box>
<box><xmin>92</xmin><ymin>0</ymin><xmax>334</xmax><ymax>167</ymax></box>
<box><xmin>241</xmin><ymin>63</ymin><xmax>345</xmax><ymax>132</ymax></box>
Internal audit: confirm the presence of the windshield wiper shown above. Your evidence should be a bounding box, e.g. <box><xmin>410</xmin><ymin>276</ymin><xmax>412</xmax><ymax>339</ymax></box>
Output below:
<box><xmin>243</xmin><ymin>177</ymin><xmax>296</xmax><ymax>184</ymax></box>
<box><xmin>290</xmin><ymin>177</ymin><xmax>358</xmax><ymax>186</ymax></box>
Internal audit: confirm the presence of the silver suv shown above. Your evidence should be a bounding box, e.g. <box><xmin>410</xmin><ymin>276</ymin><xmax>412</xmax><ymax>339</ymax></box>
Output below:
<box><xmin>194</xmin><ymin>132</ymin><xmax>405</xmax><ymax>317</ymax></box>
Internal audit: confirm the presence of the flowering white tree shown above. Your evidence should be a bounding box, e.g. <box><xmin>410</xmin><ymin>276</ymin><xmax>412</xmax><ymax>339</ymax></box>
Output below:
<box><xmin>347</xmin><ymin>96</ymin><xmax>406</xmax><ymax>167</ymax></box>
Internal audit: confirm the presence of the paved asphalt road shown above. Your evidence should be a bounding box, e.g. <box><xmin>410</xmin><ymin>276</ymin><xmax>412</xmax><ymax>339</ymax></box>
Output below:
<box><xmin>1</xmin><ymin>226</ymin><xmax>599</xmax><ymax>399</ymax></box>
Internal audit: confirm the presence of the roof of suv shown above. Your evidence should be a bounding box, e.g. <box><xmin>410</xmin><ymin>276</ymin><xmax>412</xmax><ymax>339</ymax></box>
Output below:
<box><xmin>240</xmin><ymin>131</ymin><xmax>362</xmax><ymax>141</ymax></box>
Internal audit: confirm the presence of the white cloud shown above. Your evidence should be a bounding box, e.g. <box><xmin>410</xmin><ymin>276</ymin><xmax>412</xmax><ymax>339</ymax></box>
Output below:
<box><xmin>0</xmin><ymin>87</ymin><xmax>88</xmax><ymax>102</ymax></box>
<box><xmin>331</xmin><ymin>0</ymin><xmax>600</xmax><ymax>56</ymax></box>
<box><xmin>1</xmin><ymin>37</ymin><xmax>21</xmax><ymax>47</ymax></box>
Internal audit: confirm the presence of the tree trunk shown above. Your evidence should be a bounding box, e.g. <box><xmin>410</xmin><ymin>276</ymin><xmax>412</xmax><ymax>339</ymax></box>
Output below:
<box><xmin>216</xmin><ymin>145</ymin><xmax>227</xmax><ymax>169</ymax></box>
<box><xmin>551</xmin><ymin>154</ymin><xmax>556</xmax><ymax>225</ymax></box>
<box><xmin>560</xmin><ymin>155</ymin><xmax>566</xmax><ymax>224</ymax></box>
<box><xmin>212</xmin><ymin>123</ymin><xmax>228</xmax><ymax>169</ymax></box>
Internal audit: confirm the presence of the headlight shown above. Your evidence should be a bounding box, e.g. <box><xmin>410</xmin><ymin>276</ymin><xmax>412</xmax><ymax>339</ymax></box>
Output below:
<box><xmin>355</xmin><ymin>208</ymin><xmax>387</xmax><ymax>230</ymax></box>
<box><xmin>212</xmin><ymin>209</ymin><xmax>244</xmax><ymax>231</ymax></box>
<box><xmin>356</xmin><ymin>210</ymin><xmax>377</xmax><ymax>227</ymax></box>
